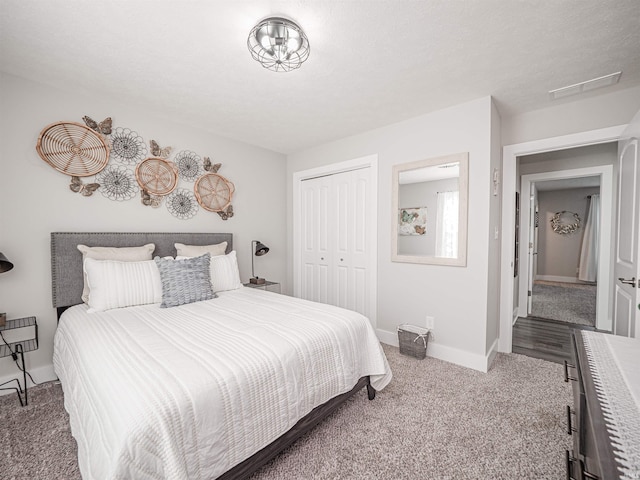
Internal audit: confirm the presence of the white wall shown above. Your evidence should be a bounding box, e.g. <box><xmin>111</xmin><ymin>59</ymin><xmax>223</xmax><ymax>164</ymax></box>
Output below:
<box><xmin>287</xmin><ymin>97</ymin><xmax>497</xmax><ymax>371</ymax></box>
<box><xmin>536</xmin><ymin>187</ymin><xmax>601</xmax><ymax>279</ymax></box>
<box><xmin>519</xmin><ymin>142</ymin><xmax>617</xmax><ymax>176</ymax></box>
<box><xmin>0</xmin><ymin>73</ymin><xmax>287</xmax><ymax>384</ymax></box>
<box><xmin>502</xmin><ymin>85</ymin><xmax>640</xmax><ymax>146</ymax></box>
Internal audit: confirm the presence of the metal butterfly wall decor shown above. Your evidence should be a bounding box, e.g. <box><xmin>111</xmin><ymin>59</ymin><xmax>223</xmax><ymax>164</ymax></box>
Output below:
<box><xmin>70</xmin><ymin>176</ymin><xmax>100</xmax><ymax>196</ymax></box>
<box><xmin>82</xmin><ymin>116</ymin><xmax>112</xmax><ymax>135</ymax></box>
<box><xmin>203</xmin><ymin>157</ymin><xmax>221</xmax><ymax>173</ymax></box>
<box><xmin>140</xmin><ymin>189</ymin><xmax>162</xmax><ymax>208</ymax></box>
<box><xmin>150</xmin><ymin>139</ymin><xmax>172</xmax><ymax>159</ymax></box>
<box><xmin>217</xmin><ymin>204</ymin><xmax>234</xmax><ymax>220</ymax></box>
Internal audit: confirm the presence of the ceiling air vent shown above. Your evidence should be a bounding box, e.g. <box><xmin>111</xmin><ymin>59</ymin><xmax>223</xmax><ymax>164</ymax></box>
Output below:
<box><xmin>549</xmin><ymin>71</ymin><xmax>621</xmax><ymax>100</ymax></box>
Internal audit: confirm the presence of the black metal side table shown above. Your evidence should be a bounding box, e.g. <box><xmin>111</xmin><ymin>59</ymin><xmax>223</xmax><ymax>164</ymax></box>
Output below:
<box><xmin>0</xmin><ymin>316</ymin><xmax>38</xmax><ymax>406</ymax></box>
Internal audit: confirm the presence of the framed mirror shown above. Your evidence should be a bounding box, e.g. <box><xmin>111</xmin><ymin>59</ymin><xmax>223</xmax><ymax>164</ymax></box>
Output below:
<box><xmin>391</xmin><ymin>152</ymin><xmax>468</xmax><ymax>266</ymax></box>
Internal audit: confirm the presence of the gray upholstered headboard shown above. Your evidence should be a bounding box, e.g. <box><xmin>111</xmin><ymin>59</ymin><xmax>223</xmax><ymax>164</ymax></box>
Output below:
<box><xmin>51</xmin><ymin>232</ymin><xmax>233</xmax><ymax>312</ymax></box>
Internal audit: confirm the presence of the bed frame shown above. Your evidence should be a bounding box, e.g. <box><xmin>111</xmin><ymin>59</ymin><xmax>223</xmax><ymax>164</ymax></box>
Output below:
<box><xmin>50</xmin><ymin>232</ymin><xmax>375</xmax><ymax>480</ymax></box>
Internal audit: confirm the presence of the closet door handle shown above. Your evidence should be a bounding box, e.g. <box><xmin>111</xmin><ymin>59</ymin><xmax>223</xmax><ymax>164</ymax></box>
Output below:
<box><xmin>566</xmin><ymin>405</ymin><xmax>576</xmax><ymax>435</ymax></box>
<box><xmin>618</xmin><ymin>277</ymin><xmax>636</xmax><ymax>287</ymax></box>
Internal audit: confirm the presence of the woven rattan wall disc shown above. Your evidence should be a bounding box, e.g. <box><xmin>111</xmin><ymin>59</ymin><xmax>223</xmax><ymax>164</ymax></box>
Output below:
<box><xmin>36</xmin><ymin>121</ymin><xmax>110</xmax><ymax>177</ymax></box>
<box><xmin>194</xmin><ymin>173</ymin><xmax>235</xmax><ymax>212</ymax></box>
<box><xmin>135</xmin><ymin>157</ymin><xmax>179</xmax><ymax>196</ymax></box>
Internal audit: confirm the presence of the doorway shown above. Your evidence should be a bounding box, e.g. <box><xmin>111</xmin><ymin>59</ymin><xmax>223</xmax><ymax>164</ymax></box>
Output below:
<box><xmin>512</xmin><ymin>160</ymin><xmax>613</xmax><ymax>363</ymax></box>
<box><xmin>499</xmin><ymin>126</ymin><xmax>625</xmax><ymax>354</ymax></box>
<box><xmin>529</xmin><ymin>182</ymin><xmax>600</xmax><ymax>325</ymax></box>
<box><xmin>518</xmin><ymin>166</ymin><xmax>612</xmax><ymax>329</ymax></box>
<box><xmin>530</xmin><ymin>184</ymin><xmax>600</xmax><ymax>326</ymax></box>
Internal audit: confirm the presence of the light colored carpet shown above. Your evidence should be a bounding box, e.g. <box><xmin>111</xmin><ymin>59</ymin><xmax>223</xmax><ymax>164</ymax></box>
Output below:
<box><xmin>0</xmin><ymin>345</ymin><xmax>572</xmax><ymax>480</ymax></box>
<box><xmin>531</xmin><ymin>281</ymin><xmax>596</xmax><ymax>326</ymax></box>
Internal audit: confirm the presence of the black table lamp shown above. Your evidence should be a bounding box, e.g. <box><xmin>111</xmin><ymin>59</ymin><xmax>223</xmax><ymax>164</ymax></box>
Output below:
<box><xmin>250</xmin><ymin>241</ymin><xmax>269</xmax><ymax>284</ymax></box>
<box><xmin>0</xmin><ymin>252</ymin><xmax>12</xmax><ymax>327</ymax></box>
<box><xmin>0</xmin><ymin>252</ymin><xmax>13</xmax><ymax>274</ymax></box>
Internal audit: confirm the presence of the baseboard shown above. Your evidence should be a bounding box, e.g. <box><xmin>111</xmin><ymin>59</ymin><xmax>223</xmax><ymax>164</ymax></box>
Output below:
<box><xmin>486</xmin><ymin>338</ymin><xmax>499</xmax><ymax>370</ymax></box>
<box><xmin>512</xmin><ymin>307</ymin><xmax>519</xmax><ymax>326</ymax></box>
<box><xmin>0</xmin><ymin>363</ymin><xmax>57</xmax><ymax>397</ymax></box>
<box><xmin>535</xmin><ymin>275</ymin><xmax>579</xmax><ymax>284</ymax></box>
<box><xmin>377</xmin><ymin>328</ymin><xmax>494</xmax><ymax>373</ymax></box>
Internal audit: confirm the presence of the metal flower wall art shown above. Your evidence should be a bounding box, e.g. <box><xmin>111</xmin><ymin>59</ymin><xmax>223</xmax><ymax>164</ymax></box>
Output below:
<box><xmin>96</xmin><ymin>165</ymin><xmax>138</xmax><ymax>201</ymax></box>
<box><xmin>175</xmin><ymin>150</ymin><xmax>202</xmax><ymax>181</ymax></box>
<box><xmin>166</xmin><ymin>188</ymin><xmax>199</xmax><ymax>220</ymax></box>
<box><xmin>110</xmin><ymin>127</ymin><xmax>148</xmax><ymax>165</ymax></box>
<box><xmin>35</xmin><ymin>116</ymin><xmax>237</xmax><ymax>220</ymax></box>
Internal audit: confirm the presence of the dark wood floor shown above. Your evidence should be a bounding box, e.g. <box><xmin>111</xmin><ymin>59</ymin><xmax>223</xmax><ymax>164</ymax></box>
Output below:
<box><xmin>512</xmin><ymin>316</ymin><xmax>598</xmax><ymax>364</ymax></box>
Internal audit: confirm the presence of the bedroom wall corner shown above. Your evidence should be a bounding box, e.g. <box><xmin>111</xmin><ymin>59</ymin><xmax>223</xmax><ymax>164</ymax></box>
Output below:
<box><xmin>485</xmin><ymin>98</ymin><xmax>502</xmax><ymax>355</ymax></box>
<box><xmin>0</xmin><ymin>72</ymin><xmax>287</xmax><ymax>385</ymax></box>
<box><xmin>377</xmin><ymin>327</ymin><xmax>496</xmax><ymax>372</ymax></box>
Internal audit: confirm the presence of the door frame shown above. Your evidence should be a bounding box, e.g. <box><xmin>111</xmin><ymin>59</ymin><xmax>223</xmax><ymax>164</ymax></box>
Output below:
<box><xmin>526</xmin><ymin>183</ymin><xmax>537</xmax><ymax>316</ymax></box>
<box><xmin>499</xmin><ymin>125</ymin><xmax>626</xmax><ymax>352</ymax></box>
<box><xmin>518</xmin><ymin>166</ymin><xmax>614</xmax><ymax>331</ymax></box>
<box><xmin>292</xmin><ymin>154</ymin><xmax>378</xmax><ymax>327</ymax></box>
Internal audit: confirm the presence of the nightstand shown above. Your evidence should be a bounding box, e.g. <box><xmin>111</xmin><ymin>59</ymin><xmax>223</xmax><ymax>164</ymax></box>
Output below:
<box><xmin>0</xmin><ymin>316</ymin><xmax>38</xmax><ymax>406</ymax></box>
<box><xmin>243</xmin><ymin>280</ymin><xmax>281</xmax><ymax>293</ymax></box>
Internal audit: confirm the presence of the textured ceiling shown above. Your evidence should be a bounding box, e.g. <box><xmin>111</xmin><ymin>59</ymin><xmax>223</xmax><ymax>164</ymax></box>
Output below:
<box><xmin>1</xmin><ymin>1</ymin><xmax>639</xmax><ymax>154</ymax></box>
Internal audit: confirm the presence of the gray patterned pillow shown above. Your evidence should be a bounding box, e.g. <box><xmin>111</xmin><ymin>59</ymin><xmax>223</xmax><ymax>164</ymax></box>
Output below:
<box><xmin>154</xmin><ymin>254</ymin><xmax>215</xmax><ymax>308</ymax></box>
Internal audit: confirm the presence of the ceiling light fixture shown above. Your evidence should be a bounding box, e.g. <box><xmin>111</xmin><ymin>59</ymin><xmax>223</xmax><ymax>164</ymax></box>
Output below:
<box><xmin>247</xmin><ymin>17</ymin><xmax>310</xmax><ymax>72</ymax></box>
<box><xmin>549</xmin><ymin>71</ymin><xmax>622</xmax><ymax>100</ymax></box>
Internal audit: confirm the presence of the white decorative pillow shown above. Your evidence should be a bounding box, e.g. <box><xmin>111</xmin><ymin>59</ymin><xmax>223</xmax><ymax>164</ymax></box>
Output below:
<box><xmin>83</xmin><ymin>258</ymin><xmax>162</xmax><ymax>313</ymax></box>
<box><xmin>175</xmin><ymin>242</ymin><xmax>227</xmax><ymax>257</ymax></box>
<box><xmin>77</xmin><ymin>243</ymin><xmax>155</xmax><ymax>303</ymax></box>
<box><xmin>177</xmin><ymin>250</ymin><xmax>242</xmax><ymax>293</ymax></box>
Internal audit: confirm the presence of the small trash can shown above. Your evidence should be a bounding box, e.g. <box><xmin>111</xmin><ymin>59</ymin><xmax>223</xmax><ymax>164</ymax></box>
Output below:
<box><xmin>397</xmin><ymin>324</ymin><xmax>430</xmax><ymax>359</ymax></box>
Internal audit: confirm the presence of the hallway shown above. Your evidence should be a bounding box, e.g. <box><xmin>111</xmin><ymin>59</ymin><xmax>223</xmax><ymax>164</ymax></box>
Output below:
<box><xmin>512</xmin><ymin>316</ymin><xmax>597</xmax><ymax>364</ymax></box>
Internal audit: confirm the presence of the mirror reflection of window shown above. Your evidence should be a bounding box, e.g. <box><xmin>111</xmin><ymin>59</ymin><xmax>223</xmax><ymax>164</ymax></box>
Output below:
<box><xmin>397</xmin><ymin>164</ymin><xmax>459</xmax><ymax>257</ymax></box>
<box><xmin>436</xmin><ymin>190</ymin><xmax>459</xmax><ymax>258</ymax></box>
<box><xmin>391</xmin><ymin>152</ymin><xmax>468</xmax><ymax>266</ymax></box>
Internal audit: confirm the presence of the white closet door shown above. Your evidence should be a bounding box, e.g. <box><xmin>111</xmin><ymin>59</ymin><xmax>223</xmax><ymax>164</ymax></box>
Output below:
<box><xmin>333</xmin><ymin>168</ymin><xmax>370</xmax><ymax>316</ymax></box>
<box><xmin>300</xmin><ymin>174</ymin><xmax>332</xmax><ymax>304</ymax></box>
<box><xmin>300</xmin><ymin>168</ymin><xmax>371</xmax><ymax>318</ymax></box>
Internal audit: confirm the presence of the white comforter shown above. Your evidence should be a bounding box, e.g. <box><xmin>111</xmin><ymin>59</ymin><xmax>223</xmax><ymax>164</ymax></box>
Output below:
<box><xmin>53</xmin><ymin>287</ymin><xmax>392</xmax><ymax>480</ymax></box>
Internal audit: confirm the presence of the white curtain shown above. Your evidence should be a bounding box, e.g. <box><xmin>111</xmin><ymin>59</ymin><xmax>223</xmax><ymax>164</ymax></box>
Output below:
<box><xmin>436</xmin><ymin>191</ymin><xmax>459</xmax><ymax>258</ymax></box>
<box><xmin>578</xmin><ymin>194</ymin><xmax>599</xmax><ymax>282</ymax></box>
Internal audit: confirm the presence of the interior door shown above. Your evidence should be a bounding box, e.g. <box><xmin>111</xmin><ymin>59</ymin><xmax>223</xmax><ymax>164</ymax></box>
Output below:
<box><xmin>614</xmin><ymin>116</ymin><xmax>640</xmax><ymax>337</ymax></box>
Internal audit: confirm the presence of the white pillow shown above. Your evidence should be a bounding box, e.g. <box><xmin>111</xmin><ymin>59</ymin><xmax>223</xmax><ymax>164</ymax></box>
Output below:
<box><xmin>77</xmin><ymin>243</ymin><xmax>155</xmax><ymax>303</ymax></box>
<box><xmin>177</xmin><ymin>250</ymin><xmax>242</xmax><ymax>293</ymax></box>
<box><xmin>175</xmin><ymin>242</ymin><xmax>227</xmax><ymax>257</ymax></box>
<box><xmin>84</xmin><ymin>258</ymin><xmax>162</xmax><ymax>313</ymax></box>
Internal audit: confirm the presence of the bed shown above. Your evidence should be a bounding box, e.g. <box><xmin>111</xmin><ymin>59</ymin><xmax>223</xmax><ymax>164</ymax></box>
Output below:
<box><xmin>51</xmin><ymin>232</ymin><xmax>392</xmax><ymax>480</ymax></box>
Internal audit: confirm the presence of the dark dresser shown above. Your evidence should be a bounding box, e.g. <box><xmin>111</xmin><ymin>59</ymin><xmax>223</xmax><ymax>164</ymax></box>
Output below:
<box><xmin>565</xmin><ymin>330</ymin><xmax>640</xmax><ymax>480</ymax></box>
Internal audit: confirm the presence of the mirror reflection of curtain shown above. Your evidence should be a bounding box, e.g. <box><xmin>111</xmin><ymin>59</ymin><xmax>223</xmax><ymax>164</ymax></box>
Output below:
<box><xmin>436</xmin><ymin>190</ymin><xmax>459</xmax><ymax>258</ymax></box>
<box><xmin>578</xmin><ymin>194</ymin><xmax>599</xmax><ymax>282</ymax></box>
